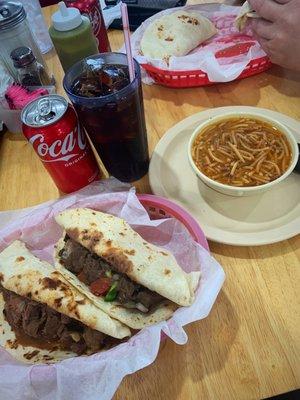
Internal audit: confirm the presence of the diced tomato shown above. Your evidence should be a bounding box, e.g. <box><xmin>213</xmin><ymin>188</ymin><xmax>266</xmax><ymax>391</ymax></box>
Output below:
<box><xmin>90</xmin><ymin>277</ymin><xmax>112</xmax><ymax>296</ymax></box>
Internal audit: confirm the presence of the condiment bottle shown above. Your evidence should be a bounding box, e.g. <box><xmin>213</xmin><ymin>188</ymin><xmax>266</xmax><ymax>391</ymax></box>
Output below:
<box><xmin>10</xmin><ymin>47</ymin><xmax>52</xmax><ymax>87</ymax></box>
<box><xmin>49</xmin><ymin>1</ymin><xmax>98</xmax><ymax>73</ymax></box>
<box><xmin>0</xmin><ymin>1</ymin><xmax>49</xmax><ymax>80</ymax></box>
<box><xmin>64</xmin><ymin>0</ymin><xmax>111</xmax><ymax>53</ymax></box>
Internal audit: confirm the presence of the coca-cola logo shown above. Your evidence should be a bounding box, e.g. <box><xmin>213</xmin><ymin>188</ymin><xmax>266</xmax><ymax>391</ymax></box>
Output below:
<box><xmin>29</xmin><ymin>124</ymin><xmax>86</xmax><ymax>163</ymax></box>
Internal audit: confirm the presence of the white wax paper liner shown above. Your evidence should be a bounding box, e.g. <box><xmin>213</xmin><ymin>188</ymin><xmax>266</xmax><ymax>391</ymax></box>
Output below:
<box><xmin>0</xmin><ymin>178</ymin><xmax>225</xmax><ymax>400</ymax></box>
<box><xmin>122</xmin><ymin>3</ymin><xmax>266</xmax><ymax>84</ymax></box>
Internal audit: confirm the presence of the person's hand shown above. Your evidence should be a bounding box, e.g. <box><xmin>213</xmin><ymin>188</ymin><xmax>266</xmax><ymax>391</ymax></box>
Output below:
<box><xmin>248</xmin><ymin>0</ymin><xmax>300</xmax><ymax>71</ymax></box>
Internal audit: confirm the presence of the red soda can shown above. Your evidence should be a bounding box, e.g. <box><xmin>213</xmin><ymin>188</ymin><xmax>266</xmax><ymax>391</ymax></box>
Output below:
<box><xmin>64</xmin><ymin>0</ymin><xmax>111</xmax><ymax>53</ymax></box>
<box><xmin>21</xmin><ymin>95</ymin><xmax>101</xmax><ymax>194</ymax></box>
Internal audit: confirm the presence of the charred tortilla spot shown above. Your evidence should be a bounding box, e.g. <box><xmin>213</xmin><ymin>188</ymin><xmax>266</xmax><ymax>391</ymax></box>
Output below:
<box><xmin>0</xmin><ymin>273</ymin><xmax>3</xmax><ymax>282</ymax></box>
<box><xmin>74</xmin><ymin>310</ymin><xmax>80</xmax><ymax>319</ymax></box>
<box><xmin>16</xmin><ymin>256</ymin><xmax>25</xmax><ymax>262</ymax></box>
<box><xmin>59</xmin><ymin>284</ymin><xmax>68</xmax><ymax>293</ymax></box>
<box><xmin>17</xmin><ymin>274</ymin><xmax>21</xmax><ymax>279</ymax></box>
<box><xmin>67</xmin><ymin>300</ymin><xmax>79</xmax><ymax>314</ymax></box>
<box><xmin>6</xmin><ymin>339</ymin><xmax>18</xmax><ymax>349</ymax></box>
<box><xmin>24</xmin><ymin>350</ymin><xmax>40</xmax><ymax>360</ymax></box>
<box><xmin>178</xmin><ymin>15</ymin><xmax>199</xmax><ymax>25</ymax></box>
<box><xmin>76</xmin><ymin>299</ymin><xmax>85</xmax><ymax>305</ymax></box>
<box><xmin>27</xmin><ymin>292</ymin><xmax>32</xmax><ymax>299</ymax></box>
<box><xmin>67</xmin><ymin>228</ymin><xmax>103</xmax><ymax>251</ymax></box>
<box><xmin>124</xmin><ymin>249</ymin><xmax>135</xmax><ymax>256</ymax></box>
<box><xmin>102</xmin><ymin>248</ymin><xmax>133</xmax><ymax>275</ymax></box>
<box><xmin>83</xmin><ymin>232</ymin><xmax>103</xmax><ymax>251</ymax></box>
<box><xmin>54</xmin><ymin>297</ymin><xmax>63</xmax><ymax>308</ymax></box>
<box><xmin>42</xmin><ymin>277</ymin><xmax>60</xmax><ymax>290</ymax></box>
<box><xmin>119</xmin><ymin>232</ymin><xmax>125</xmax><ymax>236</ymax></box>
<box><xmin>164</xmin><ymin>269</ymin><xmax>171</xmax><ymax>276</ymax></box>
<box><xmin>165</xmin><ymin>36</ymin><xmax>174</xmax><ymax>41</ymax></box>
<box><xmin>90</xmin><ymin>223</ymin><xmax>96</xmax><ymax>227</ymax></box>
<box><xmin>106</xmin><ymin>240</ymin><xmax>112</xmax><ymax>247</ymax></box>
<box><xmin>43</xmin><ymin>355</ymin><xmax>53</xmax><ymax>361</ymax></box>
<box><xmin>160</xmin><ymin>251</ymin><xmax>168</xmax><ymax>256</ymax></box>
<box><xmin>34</xmin><ymin>290</ymin><xmax>38</xmax><ymax>295</ymax></box>
<box><xmin>92</xmin><ymin>212</ymin><xmax>96</xmax><ymax>215</ymax></box>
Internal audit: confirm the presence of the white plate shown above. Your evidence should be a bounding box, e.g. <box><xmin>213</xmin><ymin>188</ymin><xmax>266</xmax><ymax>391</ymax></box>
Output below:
<box><xmin>149</xmin><ymin>106</ymin><xmax>300</xmax><ymax>246</ymax></box>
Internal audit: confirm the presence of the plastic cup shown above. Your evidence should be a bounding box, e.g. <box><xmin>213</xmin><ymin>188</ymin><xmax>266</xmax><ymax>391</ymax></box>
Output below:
<box><xmin>63</xmin><ymin>52</ymin><xmax>149</xmax><ymax>182</ymax></box>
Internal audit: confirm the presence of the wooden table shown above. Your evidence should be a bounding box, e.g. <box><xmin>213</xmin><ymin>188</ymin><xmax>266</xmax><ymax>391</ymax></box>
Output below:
<box><xmin>0</xmin><ymin>2</ymin><xmax>299</xmax><ymax>399</ymax></box>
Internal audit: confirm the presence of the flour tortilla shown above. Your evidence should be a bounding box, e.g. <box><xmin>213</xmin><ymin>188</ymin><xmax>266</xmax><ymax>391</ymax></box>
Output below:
<box><xmin>235</xmin><ymin>1</ymin><xmax>258</xmax><ymax>31</ymax></box>
<box><xmin>0</xmin><ymin>241</ymin><xmax>131</xmax><ymax>364</ymax></box>
<box><xmin>140</xmin><ymin>10</ymin><xmax>217</xmax><ymax>60</ymax></box>
<box><xmin>54</xmin><ymin>208</ymin><xmax>200</xmax><ymax>329</ymax></box>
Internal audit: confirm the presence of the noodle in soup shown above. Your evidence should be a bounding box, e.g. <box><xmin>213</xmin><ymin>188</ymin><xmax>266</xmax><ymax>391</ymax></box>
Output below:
<box><xmin>191</xmin><ymin>117</ymin><xmax>292</xmax><ymax>187</ymax></box>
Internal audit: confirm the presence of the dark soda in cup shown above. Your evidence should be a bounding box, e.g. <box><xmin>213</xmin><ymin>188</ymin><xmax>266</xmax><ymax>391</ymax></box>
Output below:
<box><xmin>63</xmin><ymin>53</ymin><xmax>149</xmax><ymax>182</ymax></box>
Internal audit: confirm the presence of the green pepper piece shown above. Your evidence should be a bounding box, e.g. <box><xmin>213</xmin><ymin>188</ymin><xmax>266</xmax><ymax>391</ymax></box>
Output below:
<box><xmin>104</xmin><ymin>282</ymin><xmax>118</xmax><ymax>302</ymax></box>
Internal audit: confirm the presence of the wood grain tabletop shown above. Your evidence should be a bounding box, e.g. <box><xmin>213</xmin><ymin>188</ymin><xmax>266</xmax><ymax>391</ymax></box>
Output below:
<box><xmin>0</xmin><ymin>1</ymin><xmax>299</xmax><ymax>399</ymax></box>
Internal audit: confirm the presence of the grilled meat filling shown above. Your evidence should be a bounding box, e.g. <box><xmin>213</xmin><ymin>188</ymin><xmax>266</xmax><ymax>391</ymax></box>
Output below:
<box><xmin>58</xmin><ymin>236</ymin><xmax>163</xmax><ymax>312</ymax></box>
<box><xmin>2</xmin><ymin>288</ymin><xmax>111</xmax><ymax>355</ymax></box>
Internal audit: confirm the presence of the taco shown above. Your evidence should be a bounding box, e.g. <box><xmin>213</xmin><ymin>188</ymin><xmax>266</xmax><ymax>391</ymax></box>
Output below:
<box><xmin>54</xmin><ymin>208</ymin><xmax>200</xmax><ymax>329</ymax></box>
<box><xmin>235</xmin><ymin>1</ymin><xmax>258</xmax><ymax>31</ymax></box>
<box><xmin>140</xmin><ymin>10</ymin><xmax>217</xmax><ymax>60</ymax></box>
<box><xmin>0</xmin><ymin>241</ymin><xmax>131</xmax><ymax>364</ymax></box>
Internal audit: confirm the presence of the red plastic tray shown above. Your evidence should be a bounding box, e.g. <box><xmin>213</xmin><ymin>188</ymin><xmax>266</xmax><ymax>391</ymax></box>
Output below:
<box><xmin>142</xmin><ymin>56</ymin><xmax>272</xmax><ymax>88</ymax></box>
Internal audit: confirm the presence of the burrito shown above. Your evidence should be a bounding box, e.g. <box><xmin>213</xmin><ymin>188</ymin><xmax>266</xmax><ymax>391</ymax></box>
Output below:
<box><xmin>235</xmin><ymin>1</ymin><xmax>258</xmax><ymax>31</ymax></box>
<box><xmin>140</xmin><ymin>10</ymin><xmax>217</xmax><ymax>60</ymax></box>
<box><xmin>54</xmin><ymin>208</ymin><xmax>200</xmax><ymax>329</ymax></box>
<box><xmin>0</xmin><ymin>241</ymin><xmax>131</xmax><ymax>364</ymax></box>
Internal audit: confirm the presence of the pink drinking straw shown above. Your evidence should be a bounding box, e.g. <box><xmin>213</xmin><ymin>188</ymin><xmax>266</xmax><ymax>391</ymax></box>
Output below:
<box><xmin>121</xmin><ymin>2</ymin><xmax>135</xmax><ymax>82</ymax></box>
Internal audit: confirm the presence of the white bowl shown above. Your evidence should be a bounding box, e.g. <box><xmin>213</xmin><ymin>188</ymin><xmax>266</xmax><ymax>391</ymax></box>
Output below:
<box><xmin>188</xmin><ymin>111</ymin><xmax>299</xmax><ymax>197</ymax></box>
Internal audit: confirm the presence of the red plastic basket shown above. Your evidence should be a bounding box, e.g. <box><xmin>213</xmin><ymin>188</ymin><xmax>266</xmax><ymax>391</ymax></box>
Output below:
<box><xmin>141</xmin><ymin>56</ymin><xmax>272</xmax><ymax>88</ymax></box>
<box><xmin>137</xmin><ymin>194</ymin><xmax>209</xmax><ymax>251</ymax></box>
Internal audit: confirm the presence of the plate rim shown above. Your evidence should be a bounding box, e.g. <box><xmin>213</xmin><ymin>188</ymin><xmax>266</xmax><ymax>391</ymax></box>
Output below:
<box><xmin>149</xmin><ymin>106</ymin><xmax>300</xmax><ymax>246</ymax></box>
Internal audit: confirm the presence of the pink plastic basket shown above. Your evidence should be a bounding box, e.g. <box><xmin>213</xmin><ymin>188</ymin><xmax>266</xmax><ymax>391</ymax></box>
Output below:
<box><xmin>137</xmin><ymin>194</ymin><xmax>209</xmax><ymax>251</ymax></box>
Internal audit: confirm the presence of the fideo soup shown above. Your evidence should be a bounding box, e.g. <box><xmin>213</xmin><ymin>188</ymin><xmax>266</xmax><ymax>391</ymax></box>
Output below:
<box><xmin>191</xmin><ymin>117</ymin><xmax>292</xmax><ymax>187</ymax></box>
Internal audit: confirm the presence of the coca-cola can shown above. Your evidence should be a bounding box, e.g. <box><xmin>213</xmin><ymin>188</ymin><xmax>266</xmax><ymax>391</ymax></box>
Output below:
<box><xmin>64</xmin><ymin>0</ymin><xmax>111</xmax><ymax>53</ymax></box>
<box><xmin>21</xmin><ymin>95</ymin><xmax>101</xmax><ymax>194</ymax></box>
